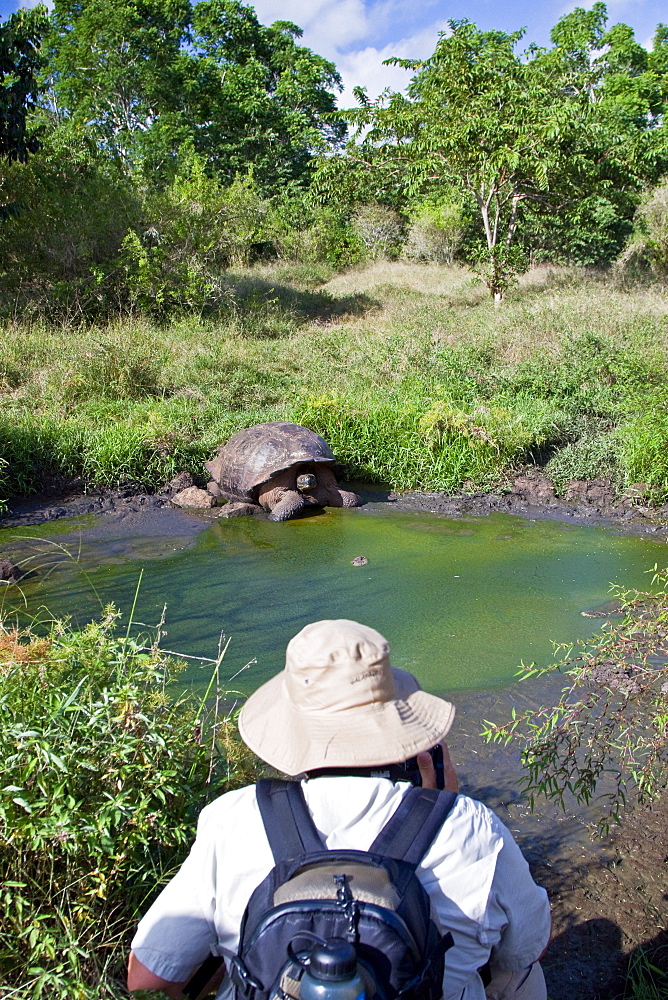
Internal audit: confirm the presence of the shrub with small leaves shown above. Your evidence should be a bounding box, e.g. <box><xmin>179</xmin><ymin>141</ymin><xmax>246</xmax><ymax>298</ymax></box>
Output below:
<box><xmin>0</xmin><ymin>609</ymin><xmax>260</xmax><ymax>998</ymax></box>
<box><xmin>616</xmin><ymin>179</ymin><xmax>668</xmax><ymax>281</ymax></box>
<box><xmin>351</xmin><ymin>203</ymin><xmax>403</xmax><ymax>260</ymax></box>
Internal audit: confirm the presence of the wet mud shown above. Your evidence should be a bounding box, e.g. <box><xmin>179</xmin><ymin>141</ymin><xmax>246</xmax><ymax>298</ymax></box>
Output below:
<box><xmin>4</xmin><ymin>466</ymin><xmax>668</xmax><ymax>541</ymax></box>
<box><xmin>1</xmin><ymin>472</ymin><xmax>667</xmax><ymax>997</ymax></box>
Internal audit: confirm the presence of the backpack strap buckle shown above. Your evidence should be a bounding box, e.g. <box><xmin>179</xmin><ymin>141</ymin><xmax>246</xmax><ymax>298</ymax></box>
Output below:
<box><xmin>229</xmin><ymin>955</ymin><xmax>264</xmax><ymax>1000</ymax></box>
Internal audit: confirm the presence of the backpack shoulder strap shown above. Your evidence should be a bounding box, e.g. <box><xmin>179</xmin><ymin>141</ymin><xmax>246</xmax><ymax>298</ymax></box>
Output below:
<box><xmin>256</xmin><ymin>778</ymin><xmax>325</xmax><ymax>863</ymax></box>
<box><xmin>369</xmin><ymin>787</ymin><xmax>457</xmax><ymax>866</ymax></box>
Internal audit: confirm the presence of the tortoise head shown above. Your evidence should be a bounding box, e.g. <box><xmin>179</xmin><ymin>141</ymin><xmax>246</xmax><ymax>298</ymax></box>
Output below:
<box><xmin>296</xmin><ymin>473</ymin><xmax>317</xmax><ymax>494</ymax></box>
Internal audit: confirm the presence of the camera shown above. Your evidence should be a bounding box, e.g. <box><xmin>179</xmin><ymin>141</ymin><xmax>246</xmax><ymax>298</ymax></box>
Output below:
<box><xmin>393</xmin><ymin>744</ymin><xmax>445</xmax><ymax>789</ymax></box>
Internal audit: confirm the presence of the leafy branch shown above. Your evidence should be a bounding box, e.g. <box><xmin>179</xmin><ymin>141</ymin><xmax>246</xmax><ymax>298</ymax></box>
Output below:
<box><xmin>482</xmin><ymin>565</ymin><xmax>668</xmax><ymax>833</ymax></box>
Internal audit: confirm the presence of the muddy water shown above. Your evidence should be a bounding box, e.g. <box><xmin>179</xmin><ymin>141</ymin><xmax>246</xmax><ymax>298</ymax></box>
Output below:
<box><xmin>1</xmin><ymin>502</ymin><xmax>664</xmax><ymax>698</ymax></box>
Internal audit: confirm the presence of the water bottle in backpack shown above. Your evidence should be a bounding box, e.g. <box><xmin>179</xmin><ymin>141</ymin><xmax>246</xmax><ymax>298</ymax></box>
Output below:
<box><xmin>299</xmin><ymin>939</ymin><xmax>365</xmax><ymax>1000</ymax></box>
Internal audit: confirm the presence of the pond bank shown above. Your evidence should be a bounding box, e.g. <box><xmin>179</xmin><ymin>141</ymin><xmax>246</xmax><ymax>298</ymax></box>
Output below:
<box><xmin>1</xmin><ymin>474</ymin><xmax>667</xmax><ymax>999</ymax></box>
<box><xmin>3</xmin><ymin>467</ymin><xmax>668</xmax><ymax>536</ymax></box>
<box><xmin>541</xmin><ymin>792</ymin><xmax>668</xmax><ymax>999</ymax></box>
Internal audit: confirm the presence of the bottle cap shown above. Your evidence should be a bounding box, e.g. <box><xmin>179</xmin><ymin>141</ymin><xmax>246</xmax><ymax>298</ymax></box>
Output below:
<box><xmin>309</xmin><ymin>940</ymin><xmax>356</xmax><ymax>981</ymax></box>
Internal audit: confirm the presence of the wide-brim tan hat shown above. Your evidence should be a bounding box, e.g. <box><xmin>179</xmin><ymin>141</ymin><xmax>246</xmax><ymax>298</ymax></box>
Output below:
<box><xmin>238</xmin><ymin>619</ymin><xmax>455</xmax><ymax>776</ymax></box>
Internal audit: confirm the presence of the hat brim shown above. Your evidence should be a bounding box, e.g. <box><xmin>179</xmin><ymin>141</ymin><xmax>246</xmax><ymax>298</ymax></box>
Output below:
<box><xmin>238</xmin><ymin>666</ymin><xmax>455</xmax><ymax>776</ymax></box>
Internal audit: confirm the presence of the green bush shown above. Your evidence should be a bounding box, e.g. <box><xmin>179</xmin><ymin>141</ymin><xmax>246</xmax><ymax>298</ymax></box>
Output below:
<box><xmin>0</xmin><ymin>135</ymin><xmax>278</xmax><ymax>320</ymax></box>
<box><xmin>292</xmin><ymin>393</ymin><xmax>566</xmax><ymax>491</ymax></box>
<box><xmin>521</xmin><ymin>192</ymin><xmax>634</xmax><ymax>267</ymax></box>
<box><xmin>271</xmin><ymin>201</ymin><xmax>366</xmax><ymax>269</ymax></box>
<box><xmin>0</xmin><ymin>120</ymin><xmax>141</xmax><ymax>320</ymax></box>
<box><xmin>402</xmin><ymin>197</ymin><xmax>465</xmax><ymax>265</ymax></box>
<box><xmin>119</xmin><ymin>161</ymin><xmax>271</xmax><ymax>315</ymax></box>
<box><xmin>0</xmin><ymin>611</ymin><xmax>260</xmax><ymax>998</ymax></box>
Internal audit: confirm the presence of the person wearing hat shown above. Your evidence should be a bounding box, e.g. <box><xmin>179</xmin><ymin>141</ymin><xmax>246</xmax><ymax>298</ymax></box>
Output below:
<box><xmin>128</xmin><ymin>619</ymin><xmax>550</xmax><ymax>1000</ymax></box>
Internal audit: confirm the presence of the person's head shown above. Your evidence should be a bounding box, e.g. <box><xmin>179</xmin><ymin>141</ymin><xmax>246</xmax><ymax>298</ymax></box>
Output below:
<box><xmin>238</xmin><ymin>619</ymin><xmax>455</xmax><ymax>776</ymax></box>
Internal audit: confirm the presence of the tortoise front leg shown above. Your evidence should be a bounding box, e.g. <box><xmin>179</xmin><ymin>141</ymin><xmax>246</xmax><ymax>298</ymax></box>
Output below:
<box><xmin>266</xmin><ymin>490</ymin><xmax>308</xmax><ymax>522</ymax></box>
<box><xmin>336</xmin><ymin>487</ymin><xmax>361</xmax><ymax>508</ymax></box>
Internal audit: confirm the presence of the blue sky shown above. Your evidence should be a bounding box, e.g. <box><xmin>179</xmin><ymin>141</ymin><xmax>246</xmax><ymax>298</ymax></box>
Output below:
<box><xmin>2</xmin><ymin>0</ymin><xmax>666</xmax><ymax>104</ymax></box>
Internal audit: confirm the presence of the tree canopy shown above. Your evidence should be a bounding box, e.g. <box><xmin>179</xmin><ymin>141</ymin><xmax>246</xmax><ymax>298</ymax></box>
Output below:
<box><xmin>0</xmin><ymin>5</ymin><xmax>48</xmax><ymax>163</ymax></box>
<box><xmin>340</xmin><ymin>6</ymin><xmax>668</xmax><ymax>295</ymax></box>
<box><xmin>42</xmin><ymin>0</ymin><xmax>346</xmax><ymax>190</ymax></box>
<box><xmin>1</xmin><ymin>1</ymin><xmax>668</xmax><ymax>312</ymax></box>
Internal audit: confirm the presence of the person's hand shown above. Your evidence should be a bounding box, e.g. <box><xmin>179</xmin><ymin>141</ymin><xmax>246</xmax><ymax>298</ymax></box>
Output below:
<box><xmin>417</xmin><ymin>742</ymin><xmax>459</xmax><ymax>793</ymax></box>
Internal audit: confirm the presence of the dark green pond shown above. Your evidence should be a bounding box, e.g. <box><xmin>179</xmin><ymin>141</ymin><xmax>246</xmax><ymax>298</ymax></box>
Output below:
<box><xmin>1</xmin><ymin>505</ymin><xmax>664</xmax><ymax>696</ymax></box>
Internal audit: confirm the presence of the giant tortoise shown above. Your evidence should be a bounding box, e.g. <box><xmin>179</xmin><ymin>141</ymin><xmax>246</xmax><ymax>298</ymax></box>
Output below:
<box><xmin>205</xmin><ymin>422</ymin><xmax>361</xmax><ymax>521</ymax></box>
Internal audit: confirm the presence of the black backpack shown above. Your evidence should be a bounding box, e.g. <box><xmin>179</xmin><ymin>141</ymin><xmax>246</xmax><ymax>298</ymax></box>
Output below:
<box><xmin>228</xmin><ymin>778</ymin><xmax>457</xmax><ymax>1000</ymax></box>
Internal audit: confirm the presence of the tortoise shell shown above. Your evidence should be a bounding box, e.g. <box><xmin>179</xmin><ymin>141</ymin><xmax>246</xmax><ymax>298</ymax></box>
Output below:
<box><xmin>205</xmin><ymin>422</ymin><xmax>339</xmax><ymax>503</ymax></box>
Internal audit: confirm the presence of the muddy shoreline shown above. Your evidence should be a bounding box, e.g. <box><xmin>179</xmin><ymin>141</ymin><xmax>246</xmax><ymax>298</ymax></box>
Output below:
<box><xmin>1</xmin><ymin>473</ymin><xmax>667</xmax><ymax>998</ymax></box>
<box><xmin>2</xmin><ymin>467</ymin><xmax>668</xmax><ymax>538</ymax></box>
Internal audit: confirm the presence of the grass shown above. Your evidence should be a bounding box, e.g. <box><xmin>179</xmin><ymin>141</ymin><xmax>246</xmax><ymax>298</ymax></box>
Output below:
<box><xmin>622</xmin><ymin>949</ymin><xmax>668</xmax><ymax>1000</ymax></box>
<box><xmin>2</xmin><ymin>261</ymin><xmax>668</xmax><ymax>507</ymax></box>
<box><xmin>0</xmin><ymin>607</ymin><xmax>261</xmax><ymax>999</ymax></box>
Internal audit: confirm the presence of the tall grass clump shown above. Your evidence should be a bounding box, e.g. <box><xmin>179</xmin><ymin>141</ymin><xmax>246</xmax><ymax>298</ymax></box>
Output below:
<box><xmin>622</xmin><ymin>949</ymin><xmax>668</xmax><ymax>1000</ymax></box>
<box><xmin>621</xmin><ymin>410</ymin><xmax>668</xmax><ymax>501</ymax></box>
<box><xmin>545</xmin><ymin>428</ymin><xmax>623</xmax><ymax>492</ymax></box>
<box><xmin>0</xmin><ymin>415</ymin><xmax>182</xmax><ymax>496</ymax></box>
<box><xmin>0</xmin><ymin>457</ymin><xmax>9</xmax><ymax>512</ymax></box>
<box><xmin>293</xmin><ymin>393</ymin><xmax>567</xmax><ymax>491</ymax></box>
<box><xmin>0</xmin><ymin>609</ymin><xmax>260</xmax><ymax>998</ymax></box>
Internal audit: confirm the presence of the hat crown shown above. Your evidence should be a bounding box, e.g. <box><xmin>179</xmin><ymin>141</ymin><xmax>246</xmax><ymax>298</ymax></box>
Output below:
<box><xmin>237</xmin><ymin>618</ymin><xmax>455</xmax><ymax>775</ymax></box>
<box><xmin>285</xmin><ymin>620</ymin><xmax>396</xmax><ymax>714</ymax></box>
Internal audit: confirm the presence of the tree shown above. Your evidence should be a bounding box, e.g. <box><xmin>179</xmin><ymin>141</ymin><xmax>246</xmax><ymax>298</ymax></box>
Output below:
<box><xmin>525</xmin><ymin>6</ymin><xmax>668</xmax><ymax>265</ymax></box>
<box><xmin>42</xmin><ymin>0</ymin><xmax>346</xmax><ymax>192</ymax></box>
<box><xmin>189</xmin><ymin>2</ymin><xmax>346</xmax><ymax>189</ymax></box>
<box><xmin>43</xmin><ymin>0</ymin><xmax>194</xmax><ymax>168</ymax></box>
<box><xmin>0</xmin><ymin>5</ymin><xmax>47</xmax><ymax>164</ymax></box>
<box><xmin>343</xmin><ymin>6</ymin><xmax>668</xmax><ymax>290</ymax></box>
<box><xmin>345</xmin><ymin>21</ymin><xmax>589</xmax><ymax>300</ymax></box>
<box><xmin>0</xmin><ymin>6</ymin><xmax>48</xmax><ymax>222</ymax></box>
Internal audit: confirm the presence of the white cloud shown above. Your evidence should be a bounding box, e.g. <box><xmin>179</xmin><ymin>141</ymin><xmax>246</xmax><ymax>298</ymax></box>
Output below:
<box><xmin>336</xmin><ymin>45</ymin><xmax>412</xmax><ymax>105</ymax></box>
<box><xmin>250</xmin><ymin>1</ymin><xmax>448</xmax><ymax>101</ymax></box>
<box><xmin>336</xmin><ymin>22</ymin><xmax>449</xmax><ymax>106</ymax></box>
<box><xmin>308</xmin><ymin>0</ymin><xmax>372</xmax><ymax>53</ymax></box>
<box><xmin>251</xmin><ymin>0</ymin><xmax>368</xmax><ymax>59</ymax></box>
